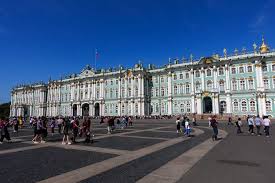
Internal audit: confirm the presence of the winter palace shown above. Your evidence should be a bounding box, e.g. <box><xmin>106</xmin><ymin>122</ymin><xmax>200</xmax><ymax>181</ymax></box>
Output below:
<box><xmin>10</xmin><ymin>39</ymin><xmax>275</xmax><ymax>118</ymax></box>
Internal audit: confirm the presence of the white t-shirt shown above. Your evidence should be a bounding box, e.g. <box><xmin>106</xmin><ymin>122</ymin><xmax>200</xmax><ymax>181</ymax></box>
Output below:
<box><xmin>263</xmin><ymin>118</ymin><xmax>271</xmax><ymax>126</ymax></box>
<box><xmin>185</xmin><ymin>121</ymin><xmax>190</xmax><ymax>129</ymax></box>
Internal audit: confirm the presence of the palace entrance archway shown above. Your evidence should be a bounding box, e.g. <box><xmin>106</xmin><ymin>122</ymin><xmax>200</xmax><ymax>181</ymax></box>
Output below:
<box><xmin>82</xmin><ymin>103</ymin><xmax>89</xmax><ymax>116</ymax></box>
<box><xmin>94</xmin><ymin>103</ymin><xmax>100</xmax><ymax>116</ymax></box>
<box><xmin>203</xmin><ymin>96</ymin><xmax>212</xmax><ymax>113</ymax></box>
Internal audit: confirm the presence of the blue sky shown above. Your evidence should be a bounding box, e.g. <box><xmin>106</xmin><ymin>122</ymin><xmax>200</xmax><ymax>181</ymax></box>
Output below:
<box><xmin>0</xmin><ymin>0</ymin><xmax>275</xmax><ymax>103</ymax></box>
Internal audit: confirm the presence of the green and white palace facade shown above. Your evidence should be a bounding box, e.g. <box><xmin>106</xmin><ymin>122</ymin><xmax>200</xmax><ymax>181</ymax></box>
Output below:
<box><xmin>10</xmin><ymin>40</ymin><xmax>275</xmax><ymax>118</ymax></box>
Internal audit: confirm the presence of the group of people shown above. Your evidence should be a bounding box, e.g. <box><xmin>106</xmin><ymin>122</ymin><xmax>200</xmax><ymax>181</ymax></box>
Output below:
<box><xmin>175</xmin><ymin>115</ymin><xmax>197</xmax><ymax>137</ymax></box>
<box><xmin>228</xmin><ymin>115</ymin><xmax>271</xmax><ymax>137</ymax></box>
<box><xmin>29</xmin><ymin>116</ymin><xmax>93</xmax><ymax>145</ymax></box>
<box><xmin>100</xmin><ymin>116</ymin><xmax>133</xmax><ymax>134</ymax></box>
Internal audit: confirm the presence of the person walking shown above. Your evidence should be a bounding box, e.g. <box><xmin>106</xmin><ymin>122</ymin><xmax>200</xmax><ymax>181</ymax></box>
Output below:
<box><xmin>71</xmin><ymin>117</ymin><xmax>80</xmax><ymax>143</ymax></box>
<box><xmin>210</xmin><ymin>116</ymin><xmax>218</xmax><ymax>141</ymax></box>
<box><xmin>57</xmin><ymin>117</ymin><xmax>63</xmax><ymax>134</ymax></box>
<box><xmin>50</xmin><ymin>117</ymin><xmax>56</xmax><ymax>136</ymax></box>
<box><xmin>255</xmin><ymin>115</ymin><xmax>262</xmax><ymax>136</ymax></box>
<box><xmin>228</xmin><ymin>116</ymin><xmax>233</xmax><ymax>125</ymax></box>
<box><xmin>185</xmin><ymin>118</ymin><xmax>191</xmax><ymax>137</ymax></box>
<box><xmin>0</xmin><ymin>118</ymin><xmax>11</xmax><ymax>144</ymax></box>
<box><xmin>192</xmin><ymin>115</ymin><xmax>197</xmax><ymax>126</ymax></box>
<box><xmin>235</xmin><ymin>117</ymin><xmax>243</xmax><ymax>134</ymax></box>
<box><xmin>176</xmin><ymin>117</ymin><xmax>181</xmax><ymax>134</ymax></box>
<box><xmin>262</xmin><ymin>116</ymin><xmax>271</xmax><ymax>137</ymax></box>
<box><xmin>247</xmin><ymin>115</ymin><xmax>255</xmax><ymax>135</ymax></box>
<box><xmin>62</xmin><ymin>117</ymin><xmax>71</xmax><ymax>145</ymax></box>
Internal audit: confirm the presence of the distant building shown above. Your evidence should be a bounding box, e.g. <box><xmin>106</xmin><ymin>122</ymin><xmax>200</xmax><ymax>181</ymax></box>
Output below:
<box><xmin>10</xmin><ymin>39</ymin><xmax>275</xmax><ymax>117</ymax></box>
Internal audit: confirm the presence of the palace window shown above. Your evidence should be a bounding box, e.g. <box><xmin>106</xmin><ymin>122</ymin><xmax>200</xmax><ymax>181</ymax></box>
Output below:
<box><xmin>161</xmin><ymin>77</ymin><xmax>164</xmax><ymax>83</ymax></box>
<box><xmin>195</xmin><ymin>82</ymin><xmax>201</xmax><ymax>91</ymax></box>
<box><xmin>206</xmin><ymin>69</ymin><xmax>211</xmax><ymax>76</ymax></box>
<box><xmin>272</xmin><ymin>64</ymin><xmax>275</xmax><ymax>71</ymax></box>
<box><xmin>250</xmin><ymin>101</ymin><xmax>256</xmax><ymax>112</ymax></box>
<box><xmin>174</xmin><ymin>85</ymin><xmax>178</xmax><ymax>95</ymax></box>
<box><xmin>239</xmin><ymin>66</ymin><xmax>244</xmax><ymax>73</ymax></box>
<box><xmin>161</xmin><ymin>87</ymin><xmax>165</xmax><ymax>96</ymax></box>
<box><xmin>240</xmin><ymin>80</ymin><xmax>245</xmax><ymax>90</ymax></box>
<box><xmin>231</xmin><ymin>67</ymin><xmax>236</xmax><ymax>74</ymax></box>
<box><xmin>266</xmin><ymin>101</ymin><xmax>272</xmax><ymax>111</ymax></box>
<box><xmin>220</xmin><ymin>101</ymin><xmax>226</xmax><ymax>113</ymax></box>
<box><xmin>122</xmin><ymin>79</ymin><xmax>125</xmax><ymax>84</ymax></box>
<box><xmin>135</xmin><ymin>103</ymin><xmax>139</xmax><ymax>114</ymax></box>
<box><xmin>232</xmin><ymin>80</ymin><xmax>237</xmax><ymax>90</ymax></box>
<box><xmin>248</xmin><ymin>80</ymin><xmax>254</xmax><ymax>89</ymax></box>
<box><xmin>262</xmin><ymin>65</ymin><xmax>268</xmax><ymax>72</ymax></box>
<box><xmin>233</xmin><ymin>101</ymin><xmax>238</xmax><ymax>111</ymax></box>
<box><xmin>115</xmin><ymin>105</ymin><xmax>118</xmax><ymax>113</ymax></box>
<box><xmin>121</xmin><ymin>87</ymin><xmax>125</xmax><ymax>98</ymax></box>
<box><xmin>174</xmin><ymin>74</ymin><xmax>177</xmax><ymax>80</ymax></box>
<box><xmin>195</xmin><ymin>71</ymin><xmax>200</xmax><ymax>77</ymax></box>
<box><xmin>247</xmin><ymin>65</ymin><xmax>253</xmax><ymax>72</ymax></box>
<box><xmin>186</xmin><ymin>102</ymin><xmax>191</xmax><ymax>112</ymax></box>
<box><xmin>219</xmin><ymin>68</ymin><xmax>224</xmax><ymax>75</ymax></box>
<box><xmin>80</xmin><ymin>92</ymin><xmax>83</xmax><ymax>99</ymax></box>
<box><xmin>180</xmin><ymin>74</ymin><xmax>183</xmax><ymax>79</ymax></box>
<box><xmin>122</xmin><ymin>105</ymin><xmax>125</xmax><ymax>114</ymax></box>
<box><xmin>156</xmin><ymin>103</ymin><xmax>159</xmax><ymax>113</ymax></box>
<box><xmin>105</xmin><ymin>89</ymin><xmax>108</xmax><ymax>98</ymax></box>
<box><xmin>96</xmin><ymin>90</ymin><xmax>99</xmax><ymax>98</ymax></box>
<box><xmin>128</xmin><ymin>88</ymin><xmax>131</xmax><ymax>96</ymax></box>
<box><xmin>155</xmin><ymin>88</ymin><xmax>159</xmax><ymax>97</ymax></box>
<box><xmin>111</xmin><ymin>80</ymin><xmax>113</xmax><ymax>85</ymax></box>
<box><xmin>207</xmin><ymin>80</ymin><xmax>213</xmax><ymax>91</ymax></box>
<box><xmin>115</xmin><ymin>89</ymin><xmax>118</xmax><ymax>98</ymax></box>
<box><xmin>180</xmin><ymin>104</ymin><xmax>184</xmax><ymax>113</ymax></box>
<box><xmin>116</xmin><ymin>80</ymin><xmax>118</xmax><ymax>84</ymax></box>
<box><xmin>264</xmin><ymin>79</ymin><xmax>269</xmax><ymax>89</ymax></box>
<box><xmin>129</xmin><ymin>78</ymin><xmax>131</xmax><ymax>84</ymax></box>
<box><xmin>155</xmin><ymin>77</ymin><xmax>158</xmax><ymax>83</ymax></box>
<box><xmin>110</xmin><ymin>89</ymin><xmax>113</xmax><ymax>98</ymax></box>
<box><xmin>241</xmin><ymin>101</ymin><xmax>247</xmax><ymax>112</ymax></box>
<box><xmin>180</xmin><ymin>84</ymin><xmax>183</xmax><ymax>94</ymax></box>
<box><xmin>186</xmin><ymin>73</ymin><xmax>190</xmax><ymax>79</ymax></box>
<box><xmin>135</xmin><ymin>87</ymin><xmax>139</xmax><ymax>96</ymax></box>
<box><xmin>186</xmin><ymin>84</ymin><xmax>190</xmax><ymax>94</ymax></box>
<box><xmin>219</xmin><ymin>80</ymin><xmax>225</xmax><ymax>92</ymax></box>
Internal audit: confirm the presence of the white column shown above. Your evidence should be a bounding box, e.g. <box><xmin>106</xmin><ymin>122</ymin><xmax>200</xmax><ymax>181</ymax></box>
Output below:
<box><xmin>191</xmin><ymin>69</ymin><xmax>194</xmax><ymax>93</ymax></box>
<box><xmin>196</xmin><ymin>95</ymin><xmax>202</xmax><ymax>114</ymax></box>
<box><xmin>88</xmin><ymin>82</ymin><xmax>91</xmax><ymax>99</ymax></box>
<box><xmin>191</xmin><ymin>95</ymin><xmax>195</xmax><ymax>113</ymax></box>
<box><xmin>71</xmin><ymin>83</ymin><xmax>74</xmax><ymax>101</ymax></box>
<box><xmin>77</xmin><ymin>82</ymin><xmax>80</xmax><ymax>101</ymax></box>
<box><xmin>167</xmin><ymin>72</ymin><xmax>172</xmax><ymax>115</ymax></box>
<box><xmin>131</xmin><ymin>101</ymin><xmax>134</xmax><ymax>115</ymax></box>
<box><xmin>138</xmin><ymin>75</ymin><xmax>142</xmax><ymax>97</ymax></box>
<box><xmin>226</xmin><ymin>94</ymin><xmax>232</xmax><ymax>114</ymax></box>
<box><xmin>213</xmin><ymin>66</ymin><xmax>218</xmax><ymax>90</ymax></box>
<box><xmin>213</xmin><ymin>95</ymin><xmax>219</xmax><ymax>114</ymax></box>
<box><xmin>125</xmin><ymin>78</ymin><xmax>128</xmax><ymax>98</ymax></box>
<box><xmin>225</xmin><ymin>64</ymin><xmax>230</xmax><ymax>91</ymax></box>
<box><xmin>201</xmin><ymin>68</ymin><xmax>205</xmax><ymax>91</ymax></box>
<box><xmin>255</xmin><ymin>62</ymin><xmax>264</xmax><ymax>91</ymax></box>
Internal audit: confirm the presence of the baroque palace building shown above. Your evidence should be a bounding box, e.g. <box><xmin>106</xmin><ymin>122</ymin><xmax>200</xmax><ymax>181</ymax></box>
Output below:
<box><xmin>10</xmin><ymin>39</ymin><xmax>275</xmax><ymax>117</ymax></box>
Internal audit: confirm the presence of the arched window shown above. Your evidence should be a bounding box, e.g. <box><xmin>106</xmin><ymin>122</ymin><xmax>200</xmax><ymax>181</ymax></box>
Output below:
<box><xmin>241</xmin><ymin>101</ymin><xmax>247</xmax><ymax>112</ymax></box>
<box><xmin>161</xmin><ymin>87</ymin><xmax>165</xmax><ymax>96</ymax></box>
<box><xmin>233</xmin><ymin>101</ymin><xmax>238</xmax><ymax>111</ymax></box>
<box><xmin>219</xmin><ymin>68</ymin><xmax>224</xmax><ymax>75</ymax></box>
<box><xmin>186</xmin><ymin>102</ymin><xmax>191</xmax><ymax>112</ymax></box>
<box><xmin>180</xmin><ymin>104</ymin><xmax>184</xmax><ymax>113</ymax></box>
<box><xmin>232</xmin><ymin>79</ymin><xmax>237</xmax><ymax>90</ymax></box>
<box><xmin>195</xmin><ymin>70</ymin><xmax>200</xmax><ymax>77</ymax></box>
<box><xmin>207</xmin><ymin>80</ymin><xmax>213</xmax><ymax>90</ymax></box>
<box><xmin>250</xmin><ymin>101</ymin><xmax>255</xmax><ymax>112</ymax></box>
<box><xmin>206</xmin><ymin>69</ymin><xmax>211</xmax><ymax>76</ymax></box>
<box><xmin>266</xmin><ymin>101</ymin><xmax>272</xmax><ymax>111</ymax></box>
<box><xmin>174</xmin><ymin>85</ymin><xmax>178</xmax><ymax>95</ymax></box>
<box><xmin>195</xmin><ymin>82</ymin><xmax>201</xmax><ymax>91</ymax></box>
<box><xmin>186</xmin><ymin>84</ymin><xmax>190</xmax><ymax>94</ymax></box>
<box><xmin>220</xmin><ymin>101</ymin><xmax>226</xmax><ymax>113</ymax></box>
<box><xmin>248</xmin><ymin>80</ymin><xmax>254</xmax><ymax>89</ymax></box>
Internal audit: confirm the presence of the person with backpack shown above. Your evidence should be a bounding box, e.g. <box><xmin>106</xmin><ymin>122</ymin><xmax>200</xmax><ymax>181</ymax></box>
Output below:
<box><xmin>210</xmin><ymin>116</ymin><xmax>218</xmax><ymax>141</ymax></box>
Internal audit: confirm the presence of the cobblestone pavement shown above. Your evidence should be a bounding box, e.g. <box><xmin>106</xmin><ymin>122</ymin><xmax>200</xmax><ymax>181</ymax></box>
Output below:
<box><xmin>3</xmin><ymin>119</ymin><xmax>264</xmax><ymax>183</ymax></box>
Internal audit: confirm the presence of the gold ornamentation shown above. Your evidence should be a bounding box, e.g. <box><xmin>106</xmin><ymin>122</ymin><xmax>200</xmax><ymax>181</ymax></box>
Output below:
<box><xmin>260</xmin><ymin>36</ymin><xmax>269</xmax><ymax>53</ymax></box>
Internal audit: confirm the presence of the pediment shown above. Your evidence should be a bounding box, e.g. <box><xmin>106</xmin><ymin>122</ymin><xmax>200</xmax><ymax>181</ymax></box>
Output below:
<box><xmin>198</xmin><ymin>57</ymin><xmax>219</xmax><ymax>65</ymax></box>
<box><xmin>80</xmin><ymin>65</ymin><xmax>95</xmax><ymax>77</ymax></box>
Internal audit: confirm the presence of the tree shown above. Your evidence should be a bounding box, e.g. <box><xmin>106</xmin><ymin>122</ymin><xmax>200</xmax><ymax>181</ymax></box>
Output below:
<box><xmin>0</xmin><ymin>102</ymin><xmax>10</xmax><ymax>119</ymax></box>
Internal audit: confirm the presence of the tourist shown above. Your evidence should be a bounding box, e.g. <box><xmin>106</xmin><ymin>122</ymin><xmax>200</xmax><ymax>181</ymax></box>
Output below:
<box><xmin>32</xmin><ymin>117</ymin><xmax>45</xmax><ymax>144</ymax></box>
<box><xmin>82</xmin><ymin>117</ymin><xmax>92</xmax><ymax>143</ymax></box>
<box><xmin>176</xmin><ymin>117</ymin><xmax>181</xmax><ymax>133</ymax></box>
<box><xmin>247</xmin><ymin>115</ymin><xmax>255</xmax><ymax>135</ymax></box>
<box><xmin>0</xmin><ymin>118</ymin><xmax>11</xmax><ymax>144</ymax></box>
<box><xmin>235</xmin><ymin>117</ymin><xmax>243</xmax><ymax>134</ymax></box>
<box><xmin>192</xmin><ymin>115</ymin><xmax>197</xmax><ymax>126</ymax></box>
<box><xmin>228</xmin><ymin>116</ymin><xmax>233</xmax><ymax>125</ymax></box>
<box><xmin>129</xmin><ymin>116</ymin><xmax>133</xmax><ymax>126</ymax></box>
<box><xmin>208</xmin><ymin>116</ymin><xmax>212</xmax><ymax>127</ymax></box>
<box><xmin>13</xmin><ymin>117</ymin><xmax>19</xmax><ymax>133</ymax></box>
<box><xmin>57</xmin><ymin>117</ymin><xmax>63</xmax><ymax>134</ymax></box>
<box><xmin>185</xmin><ymin>118</ymin><xmax>191</xmax><ymax>137</ymax></box>
<box><xmin>71</xmin><ymin>117</ymin><xmax>80</xmax><ymax>143</ymax></box>
<box><xmin>62</xmin><ymin>117</ymin><xmax>71</xmax><ymax>145</ymax></box>
<box><xmin>210</xmin><ymin>116</ymin><xmax>218</xmax><ymax>141</ymax></box>
<box><xmin>50</xmin><ymin>117</ymin><xmax>56</xmax><ymax>136</ymax></box>
<box><xmin>262</xmin><ymin>116</ymin><xmax>271</xmax><ymax>137</ymax></box>
<box><xmin>255</xmin><ymin>115</ymin><xmax>262</xmax><ymax>136</ymax></box>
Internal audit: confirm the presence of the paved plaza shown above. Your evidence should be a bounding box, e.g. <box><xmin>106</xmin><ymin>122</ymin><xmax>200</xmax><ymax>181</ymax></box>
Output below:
<box><xmin>0</xmin><ymin>119</ymin><xmax>274</xmax><ymax>183</ymax></box>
